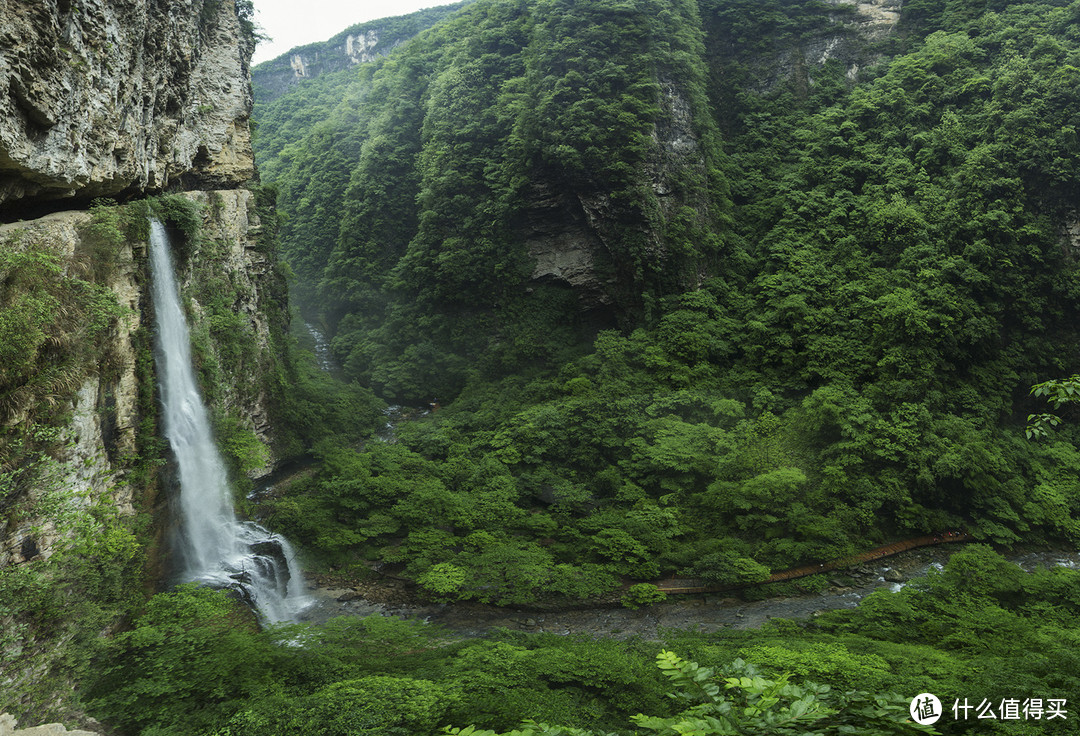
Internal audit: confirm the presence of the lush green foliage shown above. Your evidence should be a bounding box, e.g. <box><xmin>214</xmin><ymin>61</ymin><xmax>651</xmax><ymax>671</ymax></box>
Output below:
<box><xmin>622</xmin><ymin>583</ymin><xmax>668</xmax><ymax>609</ymax></box>
<box><xmin>661</xmin><ymin>547</ymin><xmax>1080</xmax><ymax>735</ymax></box>
<box><xmin>0</xmin><ymin>207</ymin><xmax>130</xmax><ymax>429</ymax></box>
<box><xmin>89</xmin><ymin>585</ymin><xmax>273</xmax><ymax>735</ymax></box>
<box><xmin>1027</xmin><ymin>374</ymin><xmax>1080</xmax><ymax>439</ymax></box>
<box><xmin>88</xmin><ymin>548</ymin><xmax>1080</xmax><ymax>735</ymax></box>
<box><xmin>0</xmin><ymin>499</ymin><xmax>145</xmax><ymax>724</ymax></box>
<box><xmin>257</xmin><ymin>0</ymin><xmax>730</xmax><ymax>401</ymax></box>
<box><xmin>253</xmin><ymin>0</ymin><xmax>1080</xmax><ymax>602</ymax></box>
<box><xmin>88</xmin><ymin>585</ymin><xmax>673</xmax><ymax>735</ymax></box>
<box><xmin>447</xmin><ymin>650</ymin><xmax>933</xmax><ymax>735</ymax></box>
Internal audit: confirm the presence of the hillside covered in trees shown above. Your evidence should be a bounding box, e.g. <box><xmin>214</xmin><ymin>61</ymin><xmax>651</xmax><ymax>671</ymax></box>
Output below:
<box><xmin>8</xmin><ymin>0</ymin><xmax>1080</xmax><ymax>734</ymax></box>
<box><xmin>252</xmin><ymin>0</ymin><xmax>1080</xmax><ymax>604</ymax></box>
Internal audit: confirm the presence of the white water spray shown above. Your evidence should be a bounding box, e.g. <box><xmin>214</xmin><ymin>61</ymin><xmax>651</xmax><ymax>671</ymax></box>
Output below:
<box><xmin>148</xmin><ymin>218</ymin><xmax>307</xmax><ymax>623</ymax></box>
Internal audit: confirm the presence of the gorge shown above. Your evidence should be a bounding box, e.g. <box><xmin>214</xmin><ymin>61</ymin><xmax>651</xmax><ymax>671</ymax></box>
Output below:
<box><xmin>5</xmin><ymin>0</ymin><xmax>1080</xmax><ymax>733</ymax></box>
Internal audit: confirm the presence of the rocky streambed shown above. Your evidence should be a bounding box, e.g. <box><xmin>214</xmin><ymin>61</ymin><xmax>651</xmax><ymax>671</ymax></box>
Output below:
<box><xmin>292</xmin><ymin>546</ymin><xmax>1080</xmax><ymax>640</ymax></box>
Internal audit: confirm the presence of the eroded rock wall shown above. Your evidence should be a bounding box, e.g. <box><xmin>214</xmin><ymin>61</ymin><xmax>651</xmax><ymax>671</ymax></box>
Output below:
<box><xmin>0</xmin><ymin>0</ymin><xmax>280</xmax><ymax>724</ymax></box>
<box><xmin>0</xmin><ymin>191</ymin><xmax>286</xmax><ymax>723</ymax></box>
<box><xmin>0</xmin><ymin>190</ymin><xmax>281</xmax><ymax>565</ymax></box>
<box><xmin>0</xmin><ymin>210</ymin><xmax>142</xmax><ymax>569</ymax></box>
<box><xmin>0</xmin><ymin>0</ymin><xmax>256</xmax><ymax>215</ymax></box>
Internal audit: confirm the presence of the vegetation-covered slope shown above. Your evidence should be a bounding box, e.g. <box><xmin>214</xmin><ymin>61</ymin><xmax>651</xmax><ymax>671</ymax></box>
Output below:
<box><xmin>258</xmin><ymin>0</ymin><xmax>730</xmax><ymax>399</ymax></box>
<box><xmin>252</xmin><ymin>0</ymin><xmax>1080</xmax><ymax>605</ymax></box>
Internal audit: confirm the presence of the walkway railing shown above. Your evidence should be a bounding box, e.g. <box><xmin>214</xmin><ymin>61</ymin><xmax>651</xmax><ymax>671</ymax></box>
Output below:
<box><xmin>649</xmin><ymin>532</ymin><xmax>974</xmax><ymax>595</ymax></box>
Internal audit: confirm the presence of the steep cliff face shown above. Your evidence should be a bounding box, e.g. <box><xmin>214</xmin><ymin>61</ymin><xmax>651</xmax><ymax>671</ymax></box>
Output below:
<box><xmin>0</xmin><ymin>0</ymin><xmax>256</xmax><ymax>217</ymax></box>
<box><xmin>525</xmin><ymin>77</ymin><xmax>714</xmax><ymax>310</ymax></box>
<box><xmin>253</xmin><ymin>28</ymin><xmax>403</xmax><ymax>101</ymax></box>
<box><xmin>0</xmin><ymin>191</ymin><xmax>285</xmax><ymax>724</ymax></box>
<box><xmin>0</xmin><ymin>0</ymin><xmax>284</xmax><ymax>724</ymax></box>
<box><xmin>0</xmin><ymin>209</ymin><xmax>142</xmax><ymax>570</ymax></box>
<box><xmin>799</xmin><ymin>0</ymin><xmax>902</xmax><ymax>82</ymax></box>
<box><xmin>523</xmin><ymin>0</ymin><xmax>902</xmax><ymax>307</ymax></box>
<box><xmin>0</xmin><ymin>190</ymin><xmax>283</xmax><ymax>562</ymax></box>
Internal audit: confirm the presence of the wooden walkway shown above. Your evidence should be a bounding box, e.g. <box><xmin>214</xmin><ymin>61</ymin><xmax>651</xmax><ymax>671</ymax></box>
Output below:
<box><xmin>650</xmin><ymin>532</ymin><xmax>974</xmax><ymax>595</ymax></box>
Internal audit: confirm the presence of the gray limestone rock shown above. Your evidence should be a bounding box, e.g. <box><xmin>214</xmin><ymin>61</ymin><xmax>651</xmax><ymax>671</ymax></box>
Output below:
<box><xmin>0</xmin><ymin>0</ymin><xmax>256</xmax><ymax>213</ymax></box>
<box><xmin>883</xmin><ymin>568</ymin><xmax>906</xmax><ymax>583</ymax></box>
<box><xmin>0</xmin><ymin>714</ymin><xmax>100</xmax><ymax>736</ymax></box>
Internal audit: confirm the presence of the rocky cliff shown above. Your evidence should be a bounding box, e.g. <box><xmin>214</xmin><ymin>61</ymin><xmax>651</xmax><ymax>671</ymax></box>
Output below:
<box><xmin>0</xmin><ymin>190</ymin><xmax>286</xmax><ymax>723</ymax></box>
<box><xmin>172</xmin><ymin>188</ymin><xmax>289</xmax><ymax>477</ymax></box>
<box><xmin>0</xmin><ymin>0</ymin><xmax>285</xmax><ymax>725</ymax></box>
<box><xmin>0</xmin><ymin>0</ymin><xmax>256</xmax><ymax>217</ymax></box>
<box><xmin>0</xmin><ymin>190</ymin><xmax>283</xmax><ymax>569</ymax></box>
<box><xmin>0</xmin><ymin>207</ymin><xmax>142</xmax><ymax>570</ymax></box>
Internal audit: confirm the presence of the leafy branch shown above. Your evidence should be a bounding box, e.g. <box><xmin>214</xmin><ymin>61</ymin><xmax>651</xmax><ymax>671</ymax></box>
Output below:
<box><xmin>1027</xmin><ymin>375</ymin><xmax>1080</xmax><ymax>439</ymax></box>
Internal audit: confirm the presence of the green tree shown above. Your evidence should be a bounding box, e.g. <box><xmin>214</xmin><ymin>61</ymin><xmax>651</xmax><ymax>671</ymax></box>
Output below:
<box><xmin>1027</xmin><ymin>375</ymin><xmax>1080</xmax><ymax>439</ymax></box>
<box><xmin>444</xmin><ymin>651</ymin><xmax>936</xmax><ymax>736</ymax></box>
<box><xmin>89</xmin><ymin>586</ymin><xmax>273</xmax><ymax>735</ymax></box>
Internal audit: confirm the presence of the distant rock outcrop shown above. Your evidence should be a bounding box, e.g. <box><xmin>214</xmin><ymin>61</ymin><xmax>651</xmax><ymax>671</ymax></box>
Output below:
<box><xmin>251</xmin><ymin>2</ymin><xmax>467</xmax><ymax>103</ymax></box>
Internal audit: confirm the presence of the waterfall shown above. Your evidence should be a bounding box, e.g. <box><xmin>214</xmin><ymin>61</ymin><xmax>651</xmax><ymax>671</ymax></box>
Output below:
<box><xmin>148</xmin><ymin>218</ymin><xmax>307</xmax><ymax>623</ymax></box>
<box><xmin>303</xmin><ymin>321</ymin><xmax>340</xmax><ymax>374</ymax></box>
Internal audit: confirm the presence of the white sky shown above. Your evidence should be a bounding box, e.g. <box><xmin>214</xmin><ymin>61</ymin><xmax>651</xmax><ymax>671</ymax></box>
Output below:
<box><xmin>250</xmin><ymin>0</ymin><xmax>446</xmax><ymax>64</ymax></box>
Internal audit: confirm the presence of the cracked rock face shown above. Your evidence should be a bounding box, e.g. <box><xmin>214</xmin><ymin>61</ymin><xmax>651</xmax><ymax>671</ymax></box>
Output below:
<box><xmin>0</xmin><ymin>0</ymin><xmax>255</xmax><ymax>215</ymax></box>
<box><xmin>522</xmin><ymin>78</ymin><xmax>710</xmax><ymax>309</ymax></box>
<box><xmin>0</xmin><ymin>209</ymin><xmax>141</xmax><ymax>570</ymax></box>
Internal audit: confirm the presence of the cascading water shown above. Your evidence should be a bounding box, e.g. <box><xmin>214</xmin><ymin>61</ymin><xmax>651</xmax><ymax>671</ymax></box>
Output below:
<box><xmin>303</xmin><ymin>321</ymin><xmax>340</xmax><ymax>374</ymax></box>
<box><xmin>148</xmin><ymin>218</ymin><xmax>307</xmax><ymax>623</ymax></box>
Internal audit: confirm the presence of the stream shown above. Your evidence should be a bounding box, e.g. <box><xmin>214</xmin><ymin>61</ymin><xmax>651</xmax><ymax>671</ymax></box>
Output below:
<box><xmin>301</xmin><ymin>320</ymin><xmax>344</xmax><ymax>377</ymax></box>
<box><xmin>293</xmin><ymin>546</ymin><xmax>1080</xmax><ymax>639</ymax></box>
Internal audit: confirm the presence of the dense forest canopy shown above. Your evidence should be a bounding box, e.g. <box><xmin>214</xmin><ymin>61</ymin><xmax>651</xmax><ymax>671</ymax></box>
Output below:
<box><xmin>250</xmin><ymin>0</ymin><xmax>1080</xmax><ymax>604</ymax></box>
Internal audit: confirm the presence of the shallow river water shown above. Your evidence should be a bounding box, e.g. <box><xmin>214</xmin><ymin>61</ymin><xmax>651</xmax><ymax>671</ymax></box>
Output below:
<box><xmin>294</xmin><ymin>546</ymin><xmax>1080</xmax><ymax>639</ymax></box>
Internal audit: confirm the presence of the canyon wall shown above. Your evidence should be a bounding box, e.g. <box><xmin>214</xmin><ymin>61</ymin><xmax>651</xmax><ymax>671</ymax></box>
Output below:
<box><xmin>0</xmin><ymin>0</ymin><xmax>285</xmax><ymax>726</ymax></box>
<box><xmin>0</xmin><ymin>0</ymin><xmax>256</xmax><ymax>216</ymax></box>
